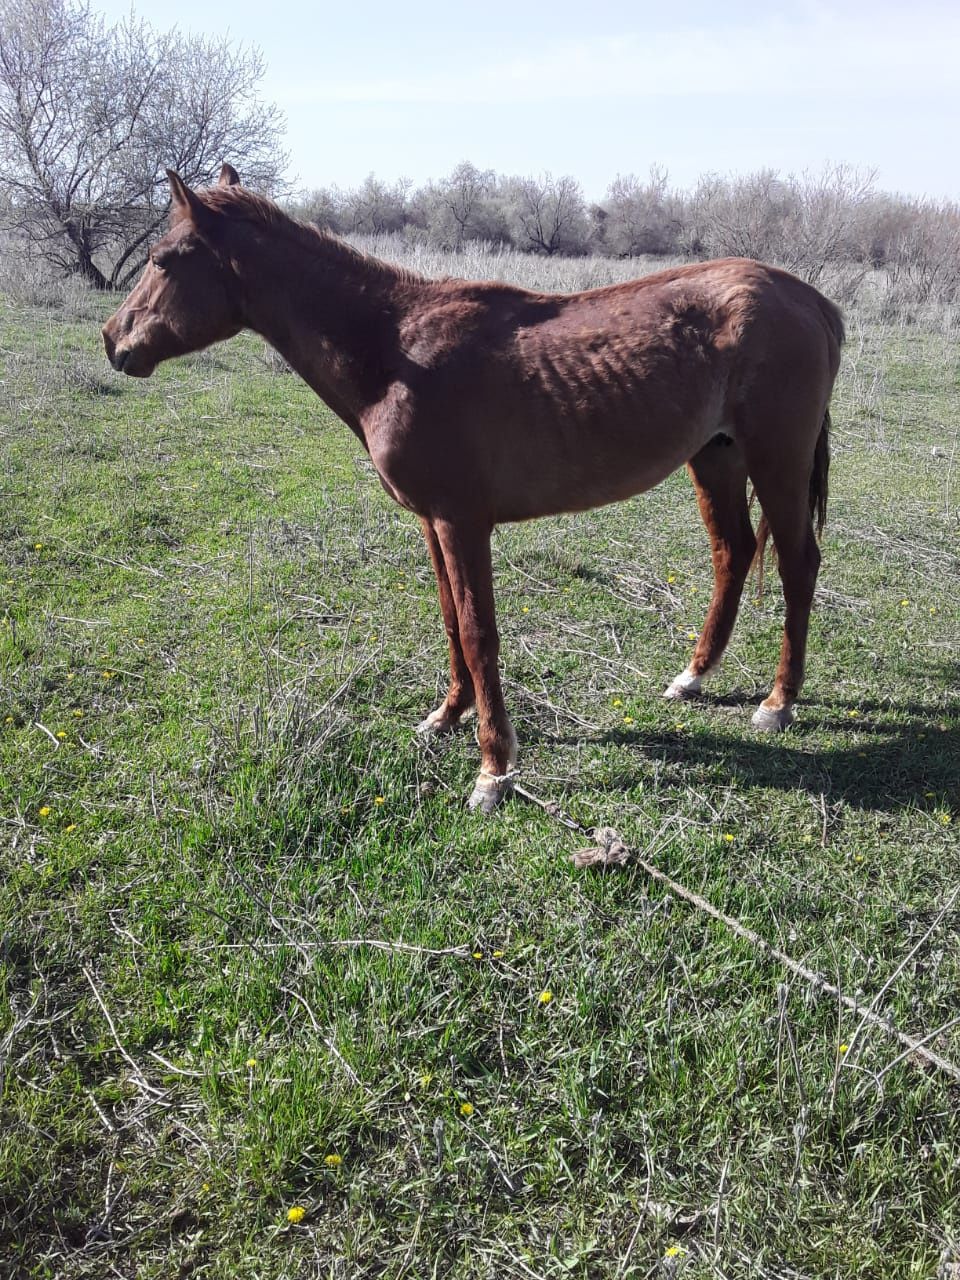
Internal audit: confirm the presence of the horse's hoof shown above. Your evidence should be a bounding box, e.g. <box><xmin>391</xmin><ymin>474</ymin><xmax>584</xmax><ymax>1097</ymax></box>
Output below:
<box><xmin>467</xmin><ymin>778</ymin><xmax>511</xmax><ymax>814</ymax></box>
<box><xmin>751</xmin><ymin>704</ymin><xmax>795</xmax><ymax>732</ymax></box>
<box><xmin>417</xmin><ymin>709</ymin><xmax>450</xmax><ymax>735</ymax></box>
<box><xmin>663</xmin><ymin>671</ymin><xmax>702</xmax><ymax>701</ymax></box>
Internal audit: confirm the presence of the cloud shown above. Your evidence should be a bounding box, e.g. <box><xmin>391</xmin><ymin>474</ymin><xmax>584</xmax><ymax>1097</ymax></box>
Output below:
<box><xmin>280</xmin><ymin>13</ymin><xmax>960</xmax><ymax>106</ymax></box>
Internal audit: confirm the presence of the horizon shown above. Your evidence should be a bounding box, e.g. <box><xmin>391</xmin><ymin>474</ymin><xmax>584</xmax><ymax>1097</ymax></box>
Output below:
<box><xmin>95</xmin><ymin>0</ymin><xmax>960</xmax><ymax>204</ymax></box>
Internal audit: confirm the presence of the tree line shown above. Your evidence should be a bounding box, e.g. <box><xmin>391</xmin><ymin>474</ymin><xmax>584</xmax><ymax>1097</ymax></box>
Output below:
<box><xmin>292</xmin><ymin>162</ymin><xmax>960</xmax><ymax>301</ymax></box>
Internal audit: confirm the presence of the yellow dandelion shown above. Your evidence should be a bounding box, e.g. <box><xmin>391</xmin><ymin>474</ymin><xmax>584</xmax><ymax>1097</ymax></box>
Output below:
<box><xmin>900</xmin><ymin>599</ymin><xmax>909</xmax><ymax>607</ymax></box>
<box><xmin>664</xmin><ymin>1245</ymin><xmax>685</xmax><ymax>1258</ymax></box>
<box><xmin>687</xmin><ymin>630</ymin><xmax>697</xmax><ymax>640</ymax></box>
<box><xmin>56</xmin><ymin>730</ymin><xmax>66</xmax><ymax>739</ymax></box>
<box><xmin>418</xmin><ymin>1072</ymin><xmax>433</xmax><ymax>1088</ymax></box>
<box><xmin>722</xmin><ymin>833</ymin><xmax>735</xmax><ymax>843</ymax></box>
<box><xmin>674</xmin><ymin>722</ymin><xmax>686</xmax><ymax>732</ymax></box>
<box><xmin>38</xmin><ymin>805</ymin><xmax>51</xmax><ymax>818</ymax></box>
<box><xmin>64</xmin><ymin>824</ymin><xmax>76</xmax><ymax>833</ymax></box>
<box><xmin>538</xmin><ymin>990</ymin><xmax>553</xmax><ymax>1005</ymax></box>
<box><xmin>286</xmin><ymin>1205</ymin><xmax>306</xmax><ymax>1224</ymax></box>
<box><xmin>201</xmin><ymin>1182</ymin><xmax>211</xmax><ymax>1193</ymax></box>
<box><xmin>667</xmin><ymin>574</ymin><xmax>676</xmax><ymax>584</ymax></box>
<box><xmin>66</xmin><ymin>672</ymin><xmax>75</xmax><ymax>681</ymax></box>
<box><xmin>839</xmin><ymin>1043</ymin><xmax>849</xmax><ymax>1054</ymax></box>
<box><xmin>374</xmin><ymin>796</ymin><xmax>385</xmax><ymax>805</ymax></box>
<box><xmin>459</xmin><ymin>1101</ymin><xmax>474</xmax><ymax>1117</ymax></box>
<box><xmin>245</xmin><ymin>1057</ymin><xmax>257</xmax><ymax>1068</ymax></box>
<box><xmin>472</xmin><ymin>950</ymin><xmax>483</xmax><ymax>960</ymax></box>
<box><xmin>930</xmin><ymin>606</ymin><xmax>937</xmax><ymax>615</ymax></box>
<box><xmin>623</xmin><ymin>715</ymin><xmax>634</xmax><ymax>725</ymax></box>
<box><xmin>102</xmin><ymin>670</ymin><xmax>113</xmax><ymax>680</ymax></box>
<box><xmin>492</xmin><ymin>949</ymin><xmax>504</xmax><ymax>958</ymax></box>
<box><xmin>522</xmin><ymin>605</ymin><xmax>529</xmax><ymax>613</ymax></box>
<box><xmin>854</xmin><ymin>854</ymin><xmax>864</xmax><ymax>863</ymax></box>
<box><xmin>323</xmin><ymin>1154</ymin><xmax>342</xmax><ymax>1168</ymax></box>
<box><xmin>34</xmin><ymin>542</ymin><xmax>43</xmax><ymax>550</ymax></box>
<box><xmin>4</xmin><ymin>715</ymin><xmax>12</xmax><ymax>724</ymax></box>
<box><xmin>73</xmin><ymin>709</ymin><xmax>83</xmax><ymax>717</ymax></box>
<box><xmin>940</xmin><ymin>813</ymin><xmax>952</xmax><ymax>826</ymax></box>
<box><xmin>611</xmin><ymin>698</ymin><xmax>623</xmax><ymax>707</ymax></box>
<box><xmin>847</xmin><ymin>709</ymin><xmax>859</xmax><ymax>718</ymax></box>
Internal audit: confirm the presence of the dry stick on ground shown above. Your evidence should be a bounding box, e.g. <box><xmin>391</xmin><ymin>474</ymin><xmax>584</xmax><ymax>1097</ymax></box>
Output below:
<box><xmin>512</xmin><ymin>786</ymin><xmax>960</xmax><ymax>1085</ymax></box>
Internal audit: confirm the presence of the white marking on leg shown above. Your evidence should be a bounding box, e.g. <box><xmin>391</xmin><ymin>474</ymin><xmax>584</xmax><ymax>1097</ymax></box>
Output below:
<box><xmin>663</xmin><ymin>664</ymin><xmax>714</xmax><ymax>701</ymax></box>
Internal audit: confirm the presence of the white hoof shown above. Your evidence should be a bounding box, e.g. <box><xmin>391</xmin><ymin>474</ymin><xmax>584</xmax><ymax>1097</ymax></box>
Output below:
<box><xmin>467</xmin><ymin>776</ymin><xmax>512</xmax><ymax>815</ymax></box>
<box><xmin>417</xmin><ymin>708</ymin><xmax>448</xmax><ymax>735</ymax></box>
<box><xmin>751</xmin><ymin>703</ymin><xmax>795</xmax><ymax>732</ymax></box>
<box><xmin>663</xmin><ymin>669</ymin><xmax>703</xmax><ymax>701</ymax></box>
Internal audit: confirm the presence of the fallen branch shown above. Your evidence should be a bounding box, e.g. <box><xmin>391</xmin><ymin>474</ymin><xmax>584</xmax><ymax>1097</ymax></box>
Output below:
<box><xmin>513</xmin><ymin>788</ymin><xmax>960</xmax><ymax>1086</ymax></box>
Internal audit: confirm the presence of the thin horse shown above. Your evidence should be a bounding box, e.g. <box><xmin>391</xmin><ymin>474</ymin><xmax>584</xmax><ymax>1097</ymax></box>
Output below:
<box><xmin>103</xmin><ymin>166</ymin><xmax>844</xmax><ymax>813</ymax></box>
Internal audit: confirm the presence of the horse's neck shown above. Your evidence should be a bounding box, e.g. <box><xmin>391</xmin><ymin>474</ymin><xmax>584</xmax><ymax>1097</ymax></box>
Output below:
<box><xmin>234</xmin><ymin>227</ymin><xmax>405</xmax><ymax>436</ymax></box>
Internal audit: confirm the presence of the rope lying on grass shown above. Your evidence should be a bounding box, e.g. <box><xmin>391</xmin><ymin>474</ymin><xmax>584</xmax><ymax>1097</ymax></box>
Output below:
<box><xmin>512</xmin><ymin>781</ymin><xmax>960</xmax><ymax>1086</ymax></box>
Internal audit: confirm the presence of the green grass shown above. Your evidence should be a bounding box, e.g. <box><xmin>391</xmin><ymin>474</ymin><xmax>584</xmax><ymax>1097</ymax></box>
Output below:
<box><xmin>1</xmin><ymin>289</ymin><xmax>958</xmax><ymax>1279</ymax></box>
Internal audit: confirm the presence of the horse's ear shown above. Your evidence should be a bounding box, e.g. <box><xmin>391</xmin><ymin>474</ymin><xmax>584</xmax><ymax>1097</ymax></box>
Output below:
<box><xmin>166</xmin><ymin>169</ymin><xmax>208</xmax><ymax>226</ymax></box>
<box><xmin>218</xmin><ymin>163</ymin><xmax>241</xmax><ymax>188</ymax></box>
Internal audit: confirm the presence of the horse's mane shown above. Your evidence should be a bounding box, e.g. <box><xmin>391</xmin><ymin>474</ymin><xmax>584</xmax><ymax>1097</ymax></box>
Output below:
<box><xmin>197</xmin><ymin>185</ymin><xmax>424</xmax><ymax>285</ymax></box>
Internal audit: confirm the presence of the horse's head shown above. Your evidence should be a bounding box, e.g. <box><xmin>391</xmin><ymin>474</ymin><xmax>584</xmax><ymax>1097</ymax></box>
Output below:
<box><xmin>102</xmin><ymin>165</ymin><xmax>244</xmax><ymax>378</ymax></box>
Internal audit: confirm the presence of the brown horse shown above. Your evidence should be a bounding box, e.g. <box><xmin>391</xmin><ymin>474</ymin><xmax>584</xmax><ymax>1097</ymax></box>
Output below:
<box><xmin>103</xmin><ymin>166</ymin><xmax>844</xmax><ymax>813</ymax></box>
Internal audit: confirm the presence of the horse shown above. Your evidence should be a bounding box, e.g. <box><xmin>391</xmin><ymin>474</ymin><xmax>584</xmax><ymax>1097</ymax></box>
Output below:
<box><xmin>102</xmin><ymin>165</ymin><xmax>844</xmax><ymax>814</ymax></box>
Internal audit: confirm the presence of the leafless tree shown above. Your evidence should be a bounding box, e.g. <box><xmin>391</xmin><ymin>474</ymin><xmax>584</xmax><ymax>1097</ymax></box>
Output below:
<box><xmin>501</xmin><ymin>172</ymin><xmax>587</xmax><ymax>256</ymax></box>
<box><xmin>0</xmin><ymin>0</ymin><xmax>286</xmax><ymax>288</ymax></box>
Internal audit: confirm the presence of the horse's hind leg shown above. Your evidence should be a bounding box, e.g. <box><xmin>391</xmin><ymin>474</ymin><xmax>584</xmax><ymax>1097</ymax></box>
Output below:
<box><xmin>743</xmin><ymin>455</ymin><xmax>822</xmax><ymax>732</ymax></box>
<box><xmin>664</xmin><ymin>436</ymin><xmax>756</xmax><ymax>700</ymax></box>
<box><xmin>433</xmin><ymin>517</ymin><xmax>517</xmax><ymax>813</ymax></box>
<box><xmin>417</xmin><ymin>519</ymin><xmax>476</xmax><ymax>734</ymax></box>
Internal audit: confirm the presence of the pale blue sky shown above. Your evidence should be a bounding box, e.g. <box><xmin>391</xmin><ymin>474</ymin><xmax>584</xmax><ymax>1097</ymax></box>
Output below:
<box><xmin>99</xmin><ymin>0</ymin><xmax>960</xmax><ymax>199</ymax></box>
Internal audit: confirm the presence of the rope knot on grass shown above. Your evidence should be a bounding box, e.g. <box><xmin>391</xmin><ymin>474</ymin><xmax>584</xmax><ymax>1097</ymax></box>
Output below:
<box><xmin>571</xmin><ymin>826</ymin><xmax>632</xmax><ymax>869</ymax></box>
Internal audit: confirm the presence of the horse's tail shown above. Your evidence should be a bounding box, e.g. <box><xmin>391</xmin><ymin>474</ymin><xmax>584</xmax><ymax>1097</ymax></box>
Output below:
<box><xmin>754</xmin><ymin>407</ymin><xmax>831</xmax><ymax>594</ymax></box>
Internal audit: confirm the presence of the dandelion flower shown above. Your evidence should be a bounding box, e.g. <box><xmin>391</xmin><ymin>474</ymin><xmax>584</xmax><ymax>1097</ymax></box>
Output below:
<box><xmin>56</xmin><ymin>730</ymin><xmax>66</xmax><ymax>739</ymax></box>
<box><xmin>664</xmin><ymin>1245</ymin><xmax>685</xmax><ymax>1258</ymax></box>
<box><xmin>374</xmin><ymin>796</ymin><xmax>385</xmax><ymax>805</ymax></box>
<box><xmin>722</xmin><ymin>833</ymin><xmax>735</xmax><ymax>843</ymax></box>
<box><xmin>900</xmin><ymin>599</ymin><xmax>909</xmax><ymax>607</ymax></box>
<box><xmin>687</xmin><ymin>630</ymin><xmax>697</xmax><ymax>641</ymax></box>
<box><xmin>472</xmin><ymin>950</ymin><xmax>483</xmax><ymax>960</ymax></box>
<box><xmin>286</xmin><ymin>1205</ymin><xmax>306</xmax><ymax>1224</ymax></box>
<box><xmin>102</xmin><ymin>670</ymin><xmax>113</xmax><ymax>680</ymax></box>
<box><xmin>245</xmin><ymin>1058</ymin><xmax>257</xmax><ymax>1068</ymax></box>
<box><xmin>940</xmin><ymin>813</ymin><xmax>952</xmax><ymax>825</ymax></box>
<box><xmin>611</xmin><ymin>698</ymin><xmax>623</xmax><ymax>708</ymax></box>
<box><xmin>623</xmin><ymin>715</ymin><xmax>634</xmax><ymax>725</ymax></box>
<box><xmin>201</xmin><ymin>1182</ymin><xmax>211</xmax><ymax>1193</ymax></box>
<box><xmin>38</xmin><ymin>805</ymin><xmax>51</xmax><ymax>818</ymax></box>
<box><xmin>323</xmin><ymin>1154</ymin><xmax>342</xmax><ymax>1168</ymax></box>
<box><xmin>34</xmin><ymin>542</ymin><xmax>43</xmax><ymax>550</ymax></box>
<box><xmin>847</xmin><ymin>709</ymin><xmax>859</xmax><ymax>718</ymax></box>
<box><xmin>459</xmin><ymin>1101</ymin><xmax>474</xmax><ymax>1117</ymax></box>
<box><xmin>492</xmin><ymin>949</ymin><xmax>504</xmax><ymax>958</ymax></box>
<box><xmin>418</xmin><ymin>1072</ymin><xmax>433</xmax><ymax>1088</ymax></box>
<box><xmin>73</xmin><ymin>709</ymin><xmax>83</xmax><ymax>717</ymax></box>
<box><xmin>667</xmin><ymin>574</ymin><xmax>676</xmax><ymax>584</ymax></box>
<box><xmin>839</xmin><ymin>1043</ymin><xmax>849</xmax><ymax>1054</ymax></box>
<box><xmin>522</xmin><ymin>605</ymin><xmax>529</xmax><ymax>613</ymax></box>
<box><xmin>538</xmin><ymin>990</ymin><xmax>553</xmax><ymax>1005</ymax></box>
<box><xmin>64</xmin><ymin>823</ymin><xmax>76</xmax><ymax>833</ymax></box>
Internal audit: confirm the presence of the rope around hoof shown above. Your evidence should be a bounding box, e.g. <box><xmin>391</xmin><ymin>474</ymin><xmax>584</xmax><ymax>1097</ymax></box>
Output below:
<box><xmin>478</xmin><ymin>767</ymin><xmax>520</xmax><ymax>785</ymax></box>
<box><xmin>510</xmin><ymin>782</ymin><xmax>960</xmax><ymax>1086</ymax></box>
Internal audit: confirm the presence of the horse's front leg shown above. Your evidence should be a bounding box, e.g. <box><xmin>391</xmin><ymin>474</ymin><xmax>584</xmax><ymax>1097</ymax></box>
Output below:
<box><xmin>433</xmin><ymin>517</ymin><xmax>517</xmax><ymax>813</ymax></box>
<box><xmin>417</xmin><ymin>518</ymin><xmax>476</xmax><ymax>734</ymax></box>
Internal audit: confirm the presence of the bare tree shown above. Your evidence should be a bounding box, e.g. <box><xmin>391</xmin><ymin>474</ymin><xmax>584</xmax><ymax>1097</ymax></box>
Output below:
<box><xmin>414</xmin><ymin>161</ymin><xmax>502</xmax><ymax>250</ymax></box>
<box><xmin>0</xmin><ymin>0</ymin><xmax>286</xmax><ymax>288</ymax></box>
<box><xmin>501</xmin><ymin>173</ymin><xmax>588</xmax><ymax>256</ymax></box>
<box><xmin>601</xmin><ymin>166</ymin><xmax>681</xmax><ymax>256</ymax></box>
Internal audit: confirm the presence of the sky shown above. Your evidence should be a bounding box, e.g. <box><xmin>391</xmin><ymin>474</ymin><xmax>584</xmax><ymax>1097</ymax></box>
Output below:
<box><xmin>96</xmin><ymin>0</ymin><xmax>960</xmax><ymax>201</ymax></box>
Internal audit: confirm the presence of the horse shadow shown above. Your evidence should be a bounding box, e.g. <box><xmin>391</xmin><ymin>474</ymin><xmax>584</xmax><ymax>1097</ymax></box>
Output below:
<box><xmin>523</xmin><ymin>659</ymin><xmax>959</xmax><ymax>814</ymax></box>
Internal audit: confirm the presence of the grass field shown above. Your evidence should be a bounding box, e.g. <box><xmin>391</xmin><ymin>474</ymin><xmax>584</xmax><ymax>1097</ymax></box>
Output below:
<box><xmin>1</xmin><ymin>265</ymin><xmax>958</xmax><ymax>1279</ymax></box>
